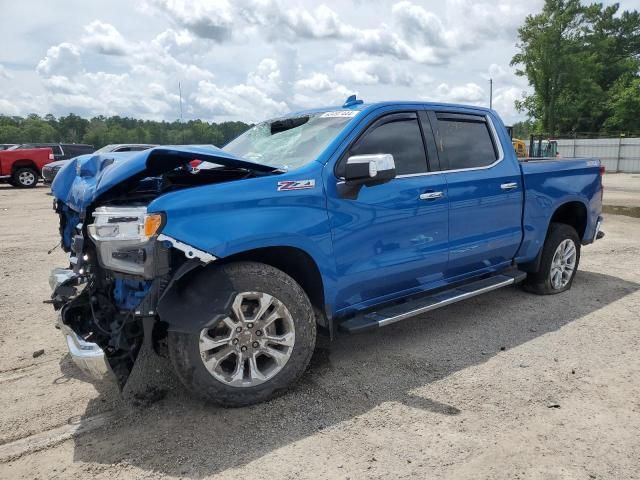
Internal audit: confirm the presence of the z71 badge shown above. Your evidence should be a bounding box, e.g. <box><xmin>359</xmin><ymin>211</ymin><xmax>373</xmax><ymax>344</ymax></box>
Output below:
<box><xmin>277</xmin><ymin>180</ymin><xmax>316</xmax><ymax>191</ymax></box>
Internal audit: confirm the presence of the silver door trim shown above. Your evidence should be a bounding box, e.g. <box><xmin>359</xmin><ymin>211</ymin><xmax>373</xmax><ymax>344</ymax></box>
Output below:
<box><xmin>419</xmin><ymin>191</ymin><xmax>444</xmax><ymax>200</ymax></box>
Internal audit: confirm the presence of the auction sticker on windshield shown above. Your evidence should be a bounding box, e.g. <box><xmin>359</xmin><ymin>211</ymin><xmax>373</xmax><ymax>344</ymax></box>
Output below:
<box><xmin>320</xmin><ymin>111</ymin><xmax>359</xmax><ymax>118</ymax></box>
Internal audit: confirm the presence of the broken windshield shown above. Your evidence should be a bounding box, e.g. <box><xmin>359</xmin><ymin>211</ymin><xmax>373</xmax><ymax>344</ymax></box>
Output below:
<box><xmin>222</xmin><ymin>111</ymin><xmax>357</xmax><ymax>170</ymax></box>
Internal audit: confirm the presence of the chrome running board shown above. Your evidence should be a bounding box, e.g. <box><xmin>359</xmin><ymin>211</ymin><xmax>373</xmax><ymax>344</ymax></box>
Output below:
<box><xmin>339</xmin><ymin>270</ymin><xmax>527</xmax><ymax>333</ymax></box>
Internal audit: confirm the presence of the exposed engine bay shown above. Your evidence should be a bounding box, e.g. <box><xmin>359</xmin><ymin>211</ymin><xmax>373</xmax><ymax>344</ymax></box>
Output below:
<box><xmin>50</xmin><ymin>159</ymin><xmax>278</xmax><ymax>386</ymax></box>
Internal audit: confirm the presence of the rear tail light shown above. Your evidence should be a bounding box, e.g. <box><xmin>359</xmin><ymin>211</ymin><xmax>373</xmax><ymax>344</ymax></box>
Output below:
<box><xmin>599</xmin><ymin>165</ymin><xmax>606</xmax><ymax>176</ymax></box>
<box><xmin>599</xmin><ymin>165</ymin><xmax>605</xmax><ymax>202</ymax></box>
<box><xmin>49</xmin><ymin>153</ymin><xmax>54</xmax><ymax>160</ymax></box>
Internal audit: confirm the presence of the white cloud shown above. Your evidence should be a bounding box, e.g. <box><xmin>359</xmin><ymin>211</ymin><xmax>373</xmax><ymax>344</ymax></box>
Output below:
<box><xmin>392</xmin><ymin>1</ymin><xmax>451</xmax><ymax>48</ymax></box>
<box><xmin>145</xmin><ymin>0</ymin><xmax>355</xmax><ymax>43</ymax></box>
<box><xmin>0</xmin><ymin>98</ymin><xmax>20</xmax><ymax>116</ymax></box>
<box><xmin>445</xmin><ymin>0</ymin><xmax>539</xmax><ymax>45</ymax></box>
<box><xmin>350</xmin><ymin>27</ymin><xmax>448</xmax><ymax>65</ymax></box>
<box><xmin>43</xmin><ymin>75</ymin><xmax>89</xmax><ymax>95</ymax></box>
<box><xmin>293</xmin><ymin>72</ymin><xmax>353</xmax><ymax>108</ymax></box>
<box><xmin>247</xmin><ymin>58</ymin><xmax>284</xmax><ymax>96</ymax></box>
<box><xmin>192</xmin><ymin>80</ymin><xmax>288</xmax><ymax>121</ymax></box>
<box><xmin>295</xmin><ymin>73</ymin><xmax>338</xmax><ymax>92</ymax></box>
<box><xmin>334</xmin><ymin>58</ymin><xmax>413</xmax><ymax>86</ymax></box>
<box><xmin>280</xmin><ymin>4</ymin><xmax>354</xmax><ymax>39</ymax></box>
<box><xmin>1</xmin><ymin>0</ymin><xmax>536</xmax><ymax>123</ymax></box>
<box><xmin>151</xmin><ymin>28</ymin><xmax>196</xmax><ymax>55</ymax></box>
<box><xmin>492</xmin><ymin>86</ymin><xmax>528</xmax><ymax>124</ymax></box>
<box><xmin>0</xmin><ymin>64</ymin><xmax>13</xmax><ymax>80</ymax></box>
<box><xmin>36</xmin><ymin>43</ymin><xmax>81</xmax><ymax>77</ymax></box>
<box><xmin>81</xmin><ymin>21</ymin><xmax>130</xmax><ymax>56</ymax></box>
<box><xmin>434</xmin><ymin>82</ymin><xmax>486</xmax><ymax>104</ymax></box>
<box><xmin>144</xmin><ymin>0</ymin><xmax>235</xmax><ymax>42</ymax></box>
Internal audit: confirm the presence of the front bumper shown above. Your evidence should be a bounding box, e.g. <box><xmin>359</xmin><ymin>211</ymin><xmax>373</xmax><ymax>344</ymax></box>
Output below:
<box><xmin>50</xmin><ymin>268</ymin><xmax>116</xmax><ymax>383</ymax></box>
<box><xmin>42</xmin><ymin>166</ymin><xmax>60</xmax><ymax>184</ymax></box>
<box><xmin>57</xmin><ymin>315</ymin><xmax>116</xmax><ymax>382</ymax></box>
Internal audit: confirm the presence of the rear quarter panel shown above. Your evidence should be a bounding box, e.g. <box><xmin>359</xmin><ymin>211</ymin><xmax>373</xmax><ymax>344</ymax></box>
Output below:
<box><xmin>516</xmin><ymin>158</ymin><xmax>603</xmax><ymax>263</ymax></box>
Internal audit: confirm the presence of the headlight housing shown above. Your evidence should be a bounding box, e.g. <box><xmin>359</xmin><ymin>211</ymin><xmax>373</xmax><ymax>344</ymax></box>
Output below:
<box><xmin>87</xmin><ymin>206</ymin><xmax>165</xmax><ymax>277</ymax></box>
<box><xmin>88</xmin><ymin>206</ymin><xmax>163</xmax><ymax>241</ymax></box>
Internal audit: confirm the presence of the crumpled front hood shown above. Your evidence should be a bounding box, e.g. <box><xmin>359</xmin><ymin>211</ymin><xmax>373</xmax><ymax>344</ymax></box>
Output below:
<box><xmin>51</xmin><ymin>145</ymin><xmax>276</xmax><ymax>212</ymax></box>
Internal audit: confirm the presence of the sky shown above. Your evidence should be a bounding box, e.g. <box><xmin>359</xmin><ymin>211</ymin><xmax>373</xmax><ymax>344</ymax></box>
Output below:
<box><xmin>0</xmin><ymin>0</ymin><xmax>636</xmax><ymax>125</ymax></box>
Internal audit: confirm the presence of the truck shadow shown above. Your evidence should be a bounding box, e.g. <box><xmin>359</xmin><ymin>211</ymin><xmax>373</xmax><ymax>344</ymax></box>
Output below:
<box><xmin>69</xmin><ymin>269</ymin><xmax>639</xmax><ymax>477</ymax></box>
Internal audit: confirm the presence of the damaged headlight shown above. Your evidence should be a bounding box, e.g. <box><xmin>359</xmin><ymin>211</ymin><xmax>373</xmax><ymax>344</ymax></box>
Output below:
<box><xmin>88</xmin><ymin>206</ymin><xmax>163</xmax><ymax>241</ymax></box>
<box><xmin>88</xmin><ymin>206</ymin><xmax>165</xmax><ymax>277</ymax></box>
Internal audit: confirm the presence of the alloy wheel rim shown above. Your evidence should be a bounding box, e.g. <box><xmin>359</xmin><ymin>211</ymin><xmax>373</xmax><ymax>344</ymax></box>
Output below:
<box><xmin>199</xmin><ymin>291</ymin><xmax>295</xmax><ymax>387</ymax></box>
<box><xmin>19</xmin><ymin>171</ymin><xmax>35</xmax><ymax>186</ymax></box>
<box><xmin>550</xmin><ymin>239</ymin><xmax>576</xmax><ymax>289</ymax></box>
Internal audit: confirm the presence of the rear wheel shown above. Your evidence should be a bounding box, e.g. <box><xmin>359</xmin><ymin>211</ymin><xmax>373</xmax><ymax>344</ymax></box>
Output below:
<box><xmin>168</xmin><ymin>262</ymin><xmax>316</xmax><ymax>406</ymax></box>
<box><xmin>524</xmin><ymin>223</ymin><xmax>581</xmax><ymax>295</ymax></box>
<box><xmin>12</xmin><ymin>168</ymin><xmax>38</xmax><ymax>188</ymax></box>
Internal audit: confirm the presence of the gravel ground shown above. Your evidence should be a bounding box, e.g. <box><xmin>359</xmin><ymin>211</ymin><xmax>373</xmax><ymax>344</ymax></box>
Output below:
<box><xmin>603</xmin><ymin>173</ymin><xmax>640</xmax><ymax>209</ymax></box>
<box><xmin>0</xmin><ymin>181</ymin><xmax>639</xmax><ymax>480</ymax></box>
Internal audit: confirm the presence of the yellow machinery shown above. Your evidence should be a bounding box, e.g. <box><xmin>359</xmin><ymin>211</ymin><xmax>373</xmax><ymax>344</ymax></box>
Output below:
<box><xmin>512</xmin><ymin>138</ymin><xmax>528</xmax><ymax>158</ymax></box>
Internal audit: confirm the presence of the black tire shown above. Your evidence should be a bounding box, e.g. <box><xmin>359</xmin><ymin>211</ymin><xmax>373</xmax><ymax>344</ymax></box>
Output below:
<box><xmin>12</xmin><ymin>167</ymin><xmax>38</xmax><ymax>188</ymax></box>
<box><xmin>168</xmin><ymin>261</ymin><xmax>317</xmax><ymax>407</ymax></box>
<box><xmin>524</xmin><ymin>223</ymin><xmax>581</xmax><ymax>295</ymax></box>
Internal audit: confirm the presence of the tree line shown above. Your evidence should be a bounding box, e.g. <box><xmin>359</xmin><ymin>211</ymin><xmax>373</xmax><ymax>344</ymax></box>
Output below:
<box><xmin>0</xmin><ymin>113</ymin><xmax>251</xmax><ymax>148</ymax></box>
<box><xmin>512</xmin><ymin>0</ymin><xmax>640</xmax><ymax>136</ymax></box>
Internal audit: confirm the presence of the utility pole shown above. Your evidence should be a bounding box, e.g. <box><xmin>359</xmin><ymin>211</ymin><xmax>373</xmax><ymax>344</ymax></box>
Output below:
<box><xmin>489</xmin><ymin>78</ymin><xmax>493</xmax><ymax>109</ymax></box>
<box><xmin>178</xmin><ymin>82</ymin><xmax>184</xmax><ymax>144</ymax></box>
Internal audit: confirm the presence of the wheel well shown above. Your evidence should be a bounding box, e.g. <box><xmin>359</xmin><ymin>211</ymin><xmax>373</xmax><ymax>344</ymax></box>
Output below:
<box><xmin>220</xmin><ymin>246</ymin><xmax>327</xmax><ymax>326</ymax></box>
<box><xmin>11</xmin><ymin>160</ymin><xmax>39</xmax><ymax>175</ymax></box>
<box><xmin>550</xmin><ymin>201</ymin><xmax>587</xmax><ymax>239</ymax></box>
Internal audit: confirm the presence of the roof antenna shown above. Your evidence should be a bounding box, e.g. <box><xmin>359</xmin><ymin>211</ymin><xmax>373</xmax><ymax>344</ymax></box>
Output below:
<box><xmin>343</xmin><ymin>94</ymin><xmax>363</xmax><ymax>108</ymax></box>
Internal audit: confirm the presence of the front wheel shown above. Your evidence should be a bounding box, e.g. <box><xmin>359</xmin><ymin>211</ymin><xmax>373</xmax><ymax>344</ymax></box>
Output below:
<box><xmin>168</xmin><ymin>262</ymin><xmax>317</xmax><ymax>407</ymax></box>
<box><xmin>12</xmin><ymin>168</ymin><xmax>38</xmax><ymax>188</ymax></box>
<box><xmin>524</xmin><ymin>223</ymin><xmax>581</xmax><ymax>295</ymax></box>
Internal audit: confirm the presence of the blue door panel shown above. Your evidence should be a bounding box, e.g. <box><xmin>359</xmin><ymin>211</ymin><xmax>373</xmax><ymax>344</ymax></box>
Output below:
<box><xmin>327</xmin><ymin>175</ymin><xmax>449</xmax><ymax>313</ymax></box>
<box><xmin>444</xmin><ymin>160</ymin><xmax>523</xmax><ymax>277</ymax></box>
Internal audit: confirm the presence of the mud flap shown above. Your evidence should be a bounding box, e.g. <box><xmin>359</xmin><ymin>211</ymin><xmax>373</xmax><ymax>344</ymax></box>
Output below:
<box><xmin>156</xmin><ymin>262</ymin><xmax>237</xmax><ymax>334</ymax></box>
<box><xmin>121</xmin><ymin>336</ymin><xmax>180</xmax><ymax>407</ymax></box>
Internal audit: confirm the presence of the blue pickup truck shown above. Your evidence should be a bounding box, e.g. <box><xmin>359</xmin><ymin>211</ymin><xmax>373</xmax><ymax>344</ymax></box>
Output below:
<box><xmin>49</xmin><ymin>97</ymin><xmax>604</xmax><ymax>406</ymax></box>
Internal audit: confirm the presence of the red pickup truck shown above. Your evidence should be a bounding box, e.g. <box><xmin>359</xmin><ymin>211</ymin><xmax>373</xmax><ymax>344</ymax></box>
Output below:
<box><xmin>0</xmin><ymin>146</ymin><xmax>54</xmax><ymax>188</ymax></box>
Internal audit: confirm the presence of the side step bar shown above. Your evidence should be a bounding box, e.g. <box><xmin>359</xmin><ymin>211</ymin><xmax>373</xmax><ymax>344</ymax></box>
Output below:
<box><xmin>339</xmin><ymin>270</ymin><xmax>527</xmax><ymax>334</ymax></box>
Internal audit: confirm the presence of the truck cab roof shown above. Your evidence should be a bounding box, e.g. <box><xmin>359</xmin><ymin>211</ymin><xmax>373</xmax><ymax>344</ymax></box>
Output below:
<box><xmin>287</xmin><ymin>100</ymin><xmax>494</xmax><ymax>118</ymax></box>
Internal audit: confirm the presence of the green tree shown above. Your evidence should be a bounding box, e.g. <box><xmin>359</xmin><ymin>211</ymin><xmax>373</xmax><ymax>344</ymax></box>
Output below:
<box><xmin>511</xmin><ymin>0</ymin><xmax>591</xmax><ymax>134</ymax></box>
<box><xmin>57</xmin><ymin>114</ymin><xmax>89</xmax><ymax>143</ymax></box>
<box><xmin>512</xmin><ymin>1</ymin><xmax>640</xmax><ymax>134</ymax></box>
<box><xmin>511</xmin><ymin>120</ymin><xmax>538</xmax><ymax>139</ymax></box>
<box><xmin>603</xmin><ymin>76</ymin><xmax>640</xmax><ymax>133</ymax></box>
<box><xmin>0</xmin><ymin>113</ymin><xmax>251</xmax><ymax>149</ymax></box>
<box><xmin>22</xmin><ymin>114</ymin><xmax>58</xmax><ymax>142</ymax></box>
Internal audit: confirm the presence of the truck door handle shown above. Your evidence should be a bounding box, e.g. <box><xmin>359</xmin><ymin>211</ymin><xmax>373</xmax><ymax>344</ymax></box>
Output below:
<box><xmin>500</xmin><ymin>182</ymin><xmax>518</xmax><ymax>191</ymax></box>
<box><xmin>419</xmin><ymin>191</ymin><xmax>444</xmax><ymax>200</ymax></box>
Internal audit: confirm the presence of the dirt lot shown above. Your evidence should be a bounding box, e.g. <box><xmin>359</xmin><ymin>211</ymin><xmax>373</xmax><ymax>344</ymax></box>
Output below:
<box><xmin>602</xmin><ymin>172</ymin><xmax>640</xmax><ymax>208</ymax></box>
<box><xmin>0</xmin><ymin>175</ymin><xmax>639</xmax><ymax>479</ymax></box>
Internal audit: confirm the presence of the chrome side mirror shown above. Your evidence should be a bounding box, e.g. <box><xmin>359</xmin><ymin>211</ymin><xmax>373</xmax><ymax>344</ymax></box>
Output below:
<box><xmin>344</xmin><ymin>154</ymin><xmax>396</xmax><ymax>185</ymax></box>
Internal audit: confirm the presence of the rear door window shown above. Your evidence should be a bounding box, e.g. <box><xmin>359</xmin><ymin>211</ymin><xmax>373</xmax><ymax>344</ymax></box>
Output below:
<box><xmin>435</xmin><ymin>114</ymin><xmax>498</xmax><ymax>170</ymax></box>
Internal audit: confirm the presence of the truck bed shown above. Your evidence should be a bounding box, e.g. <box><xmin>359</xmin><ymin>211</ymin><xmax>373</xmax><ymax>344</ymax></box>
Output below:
<box><xmin>515</xmin><ymin>156</ymin><xmax>603</xmax><ymax>264</ymax></box>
